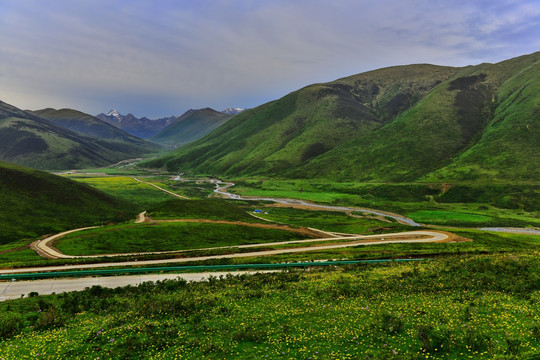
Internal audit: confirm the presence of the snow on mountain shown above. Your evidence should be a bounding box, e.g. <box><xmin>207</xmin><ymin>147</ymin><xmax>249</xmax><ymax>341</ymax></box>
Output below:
<box><xmin>221</xmin><ymin>107</ymin><xmax>245</xmax><ymax>115</ymax></box>
<box><xmin>106</xmin><ymin>109</ymin><xmax>122</xmax><ymax>120</ymax></box>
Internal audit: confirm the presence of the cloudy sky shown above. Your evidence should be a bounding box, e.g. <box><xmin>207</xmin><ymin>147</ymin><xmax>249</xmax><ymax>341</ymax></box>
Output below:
<box><xmin>1</xmin><ymin>0</ymin><xmax>539</xmax><ymax>118</ymax></box>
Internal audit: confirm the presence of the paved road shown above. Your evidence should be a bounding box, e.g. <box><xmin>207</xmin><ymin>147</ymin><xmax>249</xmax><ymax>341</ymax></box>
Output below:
<box><xmin>2</xmin><ymin>231</ymin><xmax>450</xmax><ymax>274</ymax></box>
<box><xmin>0</xmin><ymin>271</ymin><xmax>277</xmax><ymax>302</ymax></box>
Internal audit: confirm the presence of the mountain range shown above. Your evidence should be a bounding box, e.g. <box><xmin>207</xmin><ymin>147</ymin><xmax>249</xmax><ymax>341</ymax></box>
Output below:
<box><xmin>97</xmin><ymin>107</ymin><xmax>243</xmax><ymax>139</ymax></box>
<box><xmin>0</xmin><ymin>102</ymin><xmax>159</xmax><ymax>170</ymax></box>
<box><xmin>150</xmin><ymin>108</ymin><xmax>233</xmax><ymax>147</ymax></box>
<box><xmin>96</xmin><ymin>110</ymin><xmax>176</xmax><ymax>139</ymax></box>
<box><xmin>144</xmin><ymin>51</ymin><xmax>540</xmax><ymax>183</ymax></box>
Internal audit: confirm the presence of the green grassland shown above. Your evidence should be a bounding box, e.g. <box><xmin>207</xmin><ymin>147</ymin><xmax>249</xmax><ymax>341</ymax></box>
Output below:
<box><xmin>147</xmin><ymin>199</ymin><xmax>260</xmax><ymax>222</ymax></box>
<box><xmin>228</xmin><ymin>180</ymin><xmax>540</xmax><ymax>227</ymax></box>
<box><xmin>1</xmin><ymin>253</ymin><xmax>538</xmax><ymax>359</ymax></box>
<box><xmin>247</xmin><ymin>206</ymin><xmax>411</xmax><ymax>234</ymax></box>
<box><xmin>0</xmin><ymin>162</ymin><xmax>136</xmax><ymax>246</ymax></box>
<box><xmin>55</xmin><ymin>222</ymin><xmax>311</xmax><ymax>256</ymax></box>
<box><xmin>65</xmin><ymin>175</ymin><xmax>174</xmax><ymax>208</ymax></box>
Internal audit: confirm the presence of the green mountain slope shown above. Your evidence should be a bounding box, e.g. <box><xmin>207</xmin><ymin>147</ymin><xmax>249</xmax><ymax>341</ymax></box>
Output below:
<box><xmin>0</xmin><ymin>161</ymin><xmax>136</xmax><ymax>244</ymax></box>
<box><xmin>146</xmin><ymin>64</ymin><xmax>457</xmax><ymax>175</ymax></box>
<box><xmin>0</xmin><ymin>101</ymin><xmax>160</xmax><ymax>170</ymax></box>
<box><xmin>294</xmin><ymin>52</ymin><xmax>540</xmax><ymax>181</ymax></box>
<box><xmin>422</xmin><ymin>58</ymin><xmax>540</xmax><ymax>182</ymax></box>
<box><xmin>145</xmin><ymin>52</ymin><xmax>539</xmax><ymax>182</ymax></box>
<box><xmin>150</xmin><ymin>108</ymin><xmax>232</xmax><ymax>147</ymax></box>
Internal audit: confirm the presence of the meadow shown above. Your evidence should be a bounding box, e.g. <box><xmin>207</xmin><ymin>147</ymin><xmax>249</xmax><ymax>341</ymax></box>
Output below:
<box><xmin>0</xmin><ymin>253</ymin><xmax>538</xmax><ymax>359</ymax></box>
<box><xmin>55</xmin><ymin>222</ymin><xmax>311</xmax><ymax>256</ymax></box>
<box><xmin>228</xmin><ymin>180</ymin><xmax>540</xmax><ymax>227</ymax></box>
<box><xmin>65</xmin><ymin>175</ymin><xmax>175</xmax><ymax>208</ymax></box>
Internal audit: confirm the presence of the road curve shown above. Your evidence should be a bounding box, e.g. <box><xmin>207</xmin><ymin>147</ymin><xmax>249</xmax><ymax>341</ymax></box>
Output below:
<box><xmin>5</xmin><ymin>230</ymin><xmax>453</xmax><ymax>274</ymax></box>
<box><xmin>30</xmin><ymin>227</ymin><xmax>99</xmax><ymax>259</ymax></box>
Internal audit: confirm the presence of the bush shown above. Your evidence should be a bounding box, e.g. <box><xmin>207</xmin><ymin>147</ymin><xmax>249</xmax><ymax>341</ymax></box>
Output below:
<box><xmin>0</xmin><ymin>313</ymin><xmax>23</xmax><ymax>339</ymax></box>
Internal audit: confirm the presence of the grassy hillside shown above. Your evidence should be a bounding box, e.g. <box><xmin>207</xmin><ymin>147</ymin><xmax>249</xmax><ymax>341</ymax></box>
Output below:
<box><xmin>144</xmin><ymin>64</ymin><xmax>457</xmax><ymax>175</ymax></box>
<box><xmin>295</xmin><ymin>52</ymin><xmax>540</xmax><ymax>181</ymax></box>
<box><xmin>144</xmin><ymin>52</ymin><xmax>539</xmax><ymax>183</ymax></box>
<box><xmin>0</xmin><ymin>161</ymin><xmax>136</xmax><ymax>245</ymax></box>
<box><xmin>423</xmin><ymin>57</ymin><xmax>540</xmax><ymax>182</ymax></box>
<box><xmin>0</xmin><ymin>101</ymin><xmax>160</xmax><ymax>170</ymax></box>
<box><xmin>150</xmin><ymin>108</ymin><xmax>232</xmax><ymax>146</ymax></box>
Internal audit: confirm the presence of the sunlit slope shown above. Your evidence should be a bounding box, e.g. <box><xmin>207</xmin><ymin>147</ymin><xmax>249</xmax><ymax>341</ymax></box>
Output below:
<box><xmin>422</xmin><ymin>58</ymin><xmax>540</xmax><ymax>182</ymax></box>
<box><xmin>145</xmin><ymin>52</ymin><xmax>539</xmax><ymax>182</ymax></box>
<box><xmin>0</xmin><ymin>161</ymin><xmax>135</xmax><ymax>244</ymax></box>
<box><xmin>295</xmin><ymin>52</ymin><xmax>540</xmax><ymax>181</ymax></box>
<box><xmin>0</xmin><ymin>101</ymin><xmax>159</xmax><ymax>170</ymax></box>
<box><xmin>150</xmin><ymin>108</ymin><xmax>232</xmax><ymax>147</ymax></box>
<box><xmin>144</xmin><ymin>64</ymin><xmax>457</xmax><ymax>175</ymax></box>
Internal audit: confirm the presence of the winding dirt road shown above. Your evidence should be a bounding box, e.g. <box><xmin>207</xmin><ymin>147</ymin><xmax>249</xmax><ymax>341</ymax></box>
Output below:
<box><xmin>13</xmin><ymin>177</ymin><xmax>468</xmax><ymax>275</ymax></box>
<box><xmin>4</xmin><ymin>230</ymin><xmax>454</xmax><ymax>274</ymax></box>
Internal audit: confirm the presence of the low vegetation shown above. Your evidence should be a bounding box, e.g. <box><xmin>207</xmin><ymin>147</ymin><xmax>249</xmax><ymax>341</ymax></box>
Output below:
<box><xmin>0</xmin><ymin>254</ymin><xmax>538</xmax><ymax>359</ymax></box>
<box><xmin>56</xmin><ymin>222</ymin><xmax>310</xmax><ymax>256</ymax></box>
<box><xmin>65</xmin><ymin>175</ymin><xmax>173</xmax><ymax>208</ymax></box>
<box><xmin>147</xmin><ymin>199</ymin><xmax>259</xmax><ymax>222</ymax></box>
<box><xmin>0</xmin><ymin>162</ymin><xmax>136</xmax><ymax>246</ymax></box>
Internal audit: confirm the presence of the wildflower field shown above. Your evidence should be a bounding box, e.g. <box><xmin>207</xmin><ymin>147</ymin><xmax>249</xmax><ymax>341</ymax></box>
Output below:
<box><xmin>1</xmin><ymin>253</ymin><xmax>538</xmax><ymax>359</ymax></box>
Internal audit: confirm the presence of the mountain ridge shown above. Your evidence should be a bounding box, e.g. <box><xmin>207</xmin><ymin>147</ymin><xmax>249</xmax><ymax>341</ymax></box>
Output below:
<box><xmin>0</xmin><ymin>101</ymin><xmax>160</xmax><ymax>170</ymax></box>
<box><xmin>143</xmin><ymin>51</ymin><xmax>540</xmax><ymax>183</ymax></box>
<box><xmin>150</xmin><ymin>108</ymin><xmax>233</xmax><ymax>147</ymax></box>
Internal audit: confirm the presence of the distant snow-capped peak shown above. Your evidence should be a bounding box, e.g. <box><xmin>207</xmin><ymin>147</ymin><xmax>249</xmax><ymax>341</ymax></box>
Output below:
<box><xmin>222</xmin><ymin>107</ymin><xmax>245</xmax><ymax>115</ymax></box>
<box><xmin>106</xmin><ymin>109</ymin><xmax>122</xmax><ymax>119</ymax></box>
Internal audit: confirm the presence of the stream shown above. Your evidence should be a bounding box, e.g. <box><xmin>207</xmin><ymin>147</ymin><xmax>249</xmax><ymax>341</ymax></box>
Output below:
<box><xmin>212</xmin><ymin>180</ymin><xmax>421</xmax><ymax>226</ymax></box>
<box><xmin>211</xmin><ymin>180</ymin><xmax>540</xmax><ymax>234</ymax></box>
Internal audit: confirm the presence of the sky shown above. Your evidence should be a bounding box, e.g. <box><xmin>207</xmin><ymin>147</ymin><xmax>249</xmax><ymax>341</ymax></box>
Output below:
<box><xmin>1</xmin><ymin>0</ymin><xmax>539</xmax><ymax>118</ymax></box>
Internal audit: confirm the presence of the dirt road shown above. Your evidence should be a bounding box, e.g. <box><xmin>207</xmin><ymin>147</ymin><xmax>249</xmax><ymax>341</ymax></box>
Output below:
<box><xmin>8</xmin><ymin>230</ymin><xmax>455</xmax><ymax>274</ymax></box>
<box><xmin>133</xmin><ymin>177</ymin><xmax>189</xmax><ymax>199</ymax></box>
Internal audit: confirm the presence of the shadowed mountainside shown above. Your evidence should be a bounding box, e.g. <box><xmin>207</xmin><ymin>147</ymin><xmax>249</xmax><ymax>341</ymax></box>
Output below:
<box><xmin>0</xmin><ymin>161</ymin><xmax>135</xmax><ymax>244</ymax></box>
<box><xmin>0</xmin><ymin>102</ymin><xmax>160</xmax><ymax>170</ymax></box>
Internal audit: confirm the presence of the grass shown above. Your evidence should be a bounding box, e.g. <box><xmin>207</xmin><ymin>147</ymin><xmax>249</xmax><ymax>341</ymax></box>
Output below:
<box><xmin>226</xmin><ymin>180</ymin><xmax>540</xmax><ymax>227</ymax></box>
<box><xmin>65</xmin><ymin>175</ymin><xmax>174</xmax><ymax>208</ymax></box>
<box><xmin>147</xmin><ymin>199</ymin><xmax>260</xmax><ymax>222</ymax></box>
<box><xmin>246</xmin><ymin>206</ymin><xmax>412</xmax><ymax>234</ymax></box>
<box><xmin>55</xmin><ymin>222</ymin><xmax>311</xmax><ymax>256</ymax></box>
<box><xmin>0</xmin><ymin>253</ymin><xmax>538</xmax><ymax>359</ymax></box>
<box><xmin>0</xmin><ymin>161</ymin><xmax>136</xmax><ymax>246</ymax></box>
<box><xmin>407</xmin><ymin>210</ymin><xmax>493</xmax><ymax>225</ymax></box>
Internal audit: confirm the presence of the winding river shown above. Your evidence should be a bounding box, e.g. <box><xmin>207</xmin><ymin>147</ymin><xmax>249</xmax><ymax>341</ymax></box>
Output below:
<box><xmin>212</xmin><ymin>180</ymin><xmax>540</xmax><ymax>234</ymax></box>
<box><xmin>212</xmin><ymin>180</ymin><xmax>421</xmax><ymax>226</ymax></box>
